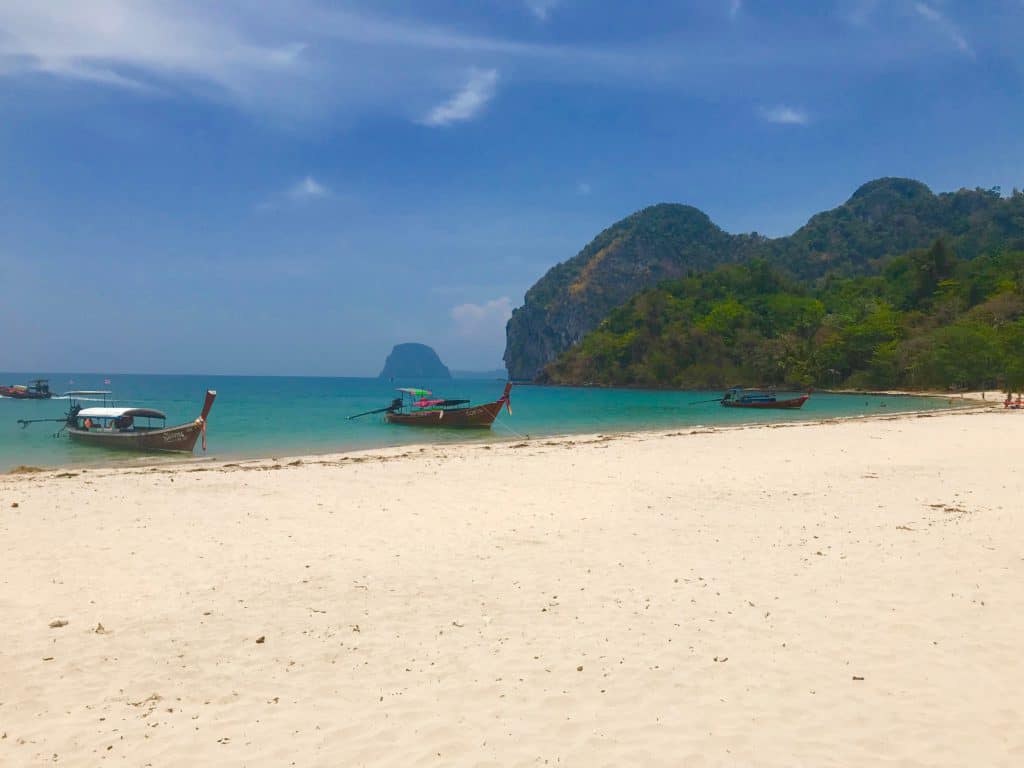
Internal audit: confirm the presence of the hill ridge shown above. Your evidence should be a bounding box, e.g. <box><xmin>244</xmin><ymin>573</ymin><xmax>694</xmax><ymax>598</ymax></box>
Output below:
<box><xmin>504</xmin><ymin>178</ymin><xmax>1024</xmax><ymax>379</ymax></box>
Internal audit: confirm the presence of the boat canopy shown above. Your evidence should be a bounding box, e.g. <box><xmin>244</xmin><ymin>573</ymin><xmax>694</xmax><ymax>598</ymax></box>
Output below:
<box><xmin>397</xmin><ymin>387</ymin><xmax>432</xmax><ymax>397</ymax></box>
<box><xmin>77</xmin><ymin>407</ymin><xmax>167</xmax><ymax>420</ymax></box>
<box><xmin>65</xmin><ymin>390</ymin><xmax>113</xmax><ymax>396</ymax></box>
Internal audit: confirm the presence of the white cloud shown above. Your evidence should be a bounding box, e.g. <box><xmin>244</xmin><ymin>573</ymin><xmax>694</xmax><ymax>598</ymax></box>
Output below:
<box><xmin>913</xmin><ymin>2</ymin><xmax>972</xmax><ymax>55</ymax></box>
<box><xmin>0</xmin><ymin>0</ymin><xmax>980</xmax><ymax>129</ymax></box>
<box><xmin>759</xmin><ymin>105</ymin><xmax>809</xmax><ymax>125</ymax></box>
<box><xmin>913</xmin><ymin>2</ymin><xmax>941</xmax><ymax>23</ymax></box>
<box><xmin>0</xmin><ymin>1</ymin><xmax>306</xmax><ymax>101</ymax></box>
<box><xmin>421</xmin><ymin>68</ymin><xmax>499</xmax><ymax>127</ymax></box>
<box><xmin>576</xmin><ymin>181</ymin><xmax>592</xmax><ymax>195</ymax></box>
<box><xmin>525</xmin><ymin>1</ymin><xmax>562</xmax><ymax>21</ymax></box>
<box><xmin>288</xmin><ymin>175</ymin><xmax>329</xmax><ymax>201</ymax></box>
<box><xmin>729</xmin><ymin>0</ymin><xmax>742</xmax><ymax>20</ymax></box>
<box><xmin>0</xmin><ymin>2</ymin><xmax>657</xmax><ymax>122</ymax></box>
<box><xmin>451</xmin><ymin>297</ymin><xmax>513</xmax><ymax>340</ymax></box>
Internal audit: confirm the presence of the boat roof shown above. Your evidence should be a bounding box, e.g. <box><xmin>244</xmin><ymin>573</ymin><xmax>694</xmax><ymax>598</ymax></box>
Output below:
<box><xmin>77</xmin><ymin>407</ymin><xmax>167</xmax><ymax>419</ymax></box>
<box><xmin>65</xmin><ymin>390</ymin><xmax>112</xmax><ymax>396</ymax></box>
<box><xmin>397</xmin><ymin>387</ymin><xmax>432</xmax><ymax>396</ymax></box>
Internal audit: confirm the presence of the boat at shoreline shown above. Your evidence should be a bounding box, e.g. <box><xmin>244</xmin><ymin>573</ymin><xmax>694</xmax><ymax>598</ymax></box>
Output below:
<box><xmin>720</xmin><ymin>387</ymin><xmax>809</xmax><ymax>409</ymax></box>
<box><xmin>0</xmin><ymin>379</ymin><xmax>52</xmax><ymax>399</ymax></box>
<box><xmin>350</xmin><ymin>383</ymin><xmax>512</xmax><ymax>428</ymax></box>
<box><xmin>18</xmin><ymin>390</ymin><xmax>217</xmax><ymax>453</ymax></box>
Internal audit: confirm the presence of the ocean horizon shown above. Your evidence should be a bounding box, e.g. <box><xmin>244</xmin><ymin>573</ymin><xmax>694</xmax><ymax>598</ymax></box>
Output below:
<box><xmin>0</xmin><ymin>372</ymin><xmax>959</xmax><ymax>472</ymax></box>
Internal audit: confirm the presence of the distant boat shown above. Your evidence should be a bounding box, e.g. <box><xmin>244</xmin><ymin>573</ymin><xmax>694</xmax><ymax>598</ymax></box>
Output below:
<box><xmin>0</xmin><ymin>379</ymin><xmax>52</xmax><ymax>399</ymax></box>
<box><xmin>720</xmin><ymin>387</ymin><xmax>809</xmax><ymax>409</ymax></box>
<box><xmin>18</xmin><ymin>390</ymin><xmax>217</xmax><ymax>453</ymax></box>
<box><xmin>349</xmin><ymin>383</ymin><xmax>512</xmax><ymax>428</ymax></box>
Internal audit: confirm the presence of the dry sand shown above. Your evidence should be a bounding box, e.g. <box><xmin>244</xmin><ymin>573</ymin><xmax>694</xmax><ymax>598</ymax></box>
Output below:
<box><xmin>2</xmin><ymin>409</ymin><xmax>1022</xmax><ymax>767</ymax></box>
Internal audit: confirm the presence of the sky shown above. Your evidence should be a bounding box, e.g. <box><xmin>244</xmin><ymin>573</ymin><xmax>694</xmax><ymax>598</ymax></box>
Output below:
<box><xmin>1</xmin><ymin>0</ymin><xmax>1022</xmax><ymax>376</ymax></box>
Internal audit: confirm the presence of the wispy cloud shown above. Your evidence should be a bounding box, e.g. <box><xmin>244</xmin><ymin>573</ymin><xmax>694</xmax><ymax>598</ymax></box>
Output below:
<box><xmin>759</xmin><ymin>105</ymin><xmax>808</xmax><ymax>125</ymax></box>
<box><xmin>0</xmin><ymin>0</ymin><xmax>982</xmax><ymax>129</ymax></box>
<box><xmin>421</xmin><ymin>68</ymin><xmax>499</xmax><ymax>127</ymax></box>
<box><xmin>0</xmin><ymin>2</ymin><xmax>668</xmax><ymax>122</ymax></box>
<box><xmin>913</xmin><ymin>2</ymin><xmax>972</xmax><ymax>55</ymax></box>
<box><xmin>450</xmin><ymin>297</ymin><xmax>513</xmax><ymax>340</ymax></box>
<box><xmin>576</xmin><ymin>181</ymin><xmax>593</xmax><ymax>195</ymax></box>
<box><xmin>288</xmin><ymin>175</ymin><xmax>329</xmax><ymax>201</ymax></box>
<box><xmin>525</xmin><ymin>0</ymin><xmax>562</xmax><ymax>21</ymax></box>
<box><xmin>0</xmin><ymin>1</ymin><xmax>307</xmax><ymax>100</ymax></box>
<box><xmin>841</xmin><ymin>0</ymin><xmax>880</xmax><ymax>27</ymax></box>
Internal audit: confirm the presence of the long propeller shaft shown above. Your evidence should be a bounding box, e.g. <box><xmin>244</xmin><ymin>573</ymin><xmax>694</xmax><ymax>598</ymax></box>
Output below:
<box><xmin>347</xmin><ymin>406</ymin><xmax>397</xmax><ymax>420</ymax></box>
<box><xmin>17</xmin><ymin>418</ymin><xmax>68</xmax><ymax>429</ymax></box>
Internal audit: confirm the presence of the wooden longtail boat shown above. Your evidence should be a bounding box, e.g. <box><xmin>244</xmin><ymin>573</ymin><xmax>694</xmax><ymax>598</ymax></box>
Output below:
<box><xmin>66</xmin><ymin>391</ymin><xmax>217</xmax><ymax>452</ymax></box>
<box><xmin>0</xmin><ymin>379</ymin><xmax>52</xmax><ymax>399</ymax></box>
<box><xmin>719</xmin><ymin>387</ymin><xmax>809</xmax><ymax>409</ymax></box>
<box><xmin>349</xmin><ymin>383</ymin><xmax>512</xmax><ymax>428</ymax></box>
<box><xmin>386</xmin><ymin>383</ymin><xmax>512</xmax><ymax>428</ymax></box>
<box><xmin>18</xmin><ymin>390</ymin><xmax>217</xmax><ymax>453</ymax></box>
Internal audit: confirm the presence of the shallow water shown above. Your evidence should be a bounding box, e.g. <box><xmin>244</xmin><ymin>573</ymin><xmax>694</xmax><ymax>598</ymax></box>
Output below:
<box><xmin>0</xmin><ymin>372</ymin><xmax>959</xmax><ymax>471</ymax></box>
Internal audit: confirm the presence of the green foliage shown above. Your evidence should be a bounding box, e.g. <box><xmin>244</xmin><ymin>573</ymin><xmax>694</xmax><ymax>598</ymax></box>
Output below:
<box><xmin>542</xmin><ymin>243</ymin><xmax>1024</xmax><ymax>392</ymax></box>
<box><xmin>508</xmin><ymin>177</ymin><xmax>1024</xmax><ymax>379</ymax></box>
<box><xmin>1000</xmin><ymin>319</ymin><xmax>1024</xmax><ymax>391</ymax></box>
<box><xmin>913</xmin><ymin>321</ymin><xmax>1000</xmax><ymax>389</ymax></box>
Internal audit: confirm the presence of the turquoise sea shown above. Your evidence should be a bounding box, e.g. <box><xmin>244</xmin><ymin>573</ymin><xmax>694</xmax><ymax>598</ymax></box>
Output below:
<box><xmin>0</xmin><ymin>373</ymin><xmax>959</xmax><ymax>471</ymax></box>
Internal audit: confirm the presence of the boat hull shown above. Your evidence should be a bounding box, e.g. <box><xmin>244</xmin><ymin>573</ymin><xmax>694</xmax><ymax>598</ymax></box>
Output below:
<box><xmin>385</xmin><ymin>399</ymin><xmax>505</xmax><ymax>428</ymax></box>
<box><xmin>67</xmin><ymin>420</ymin><xmax>205</xmax><ymax>452</ymax></box>
<box><xmin>0</xmin><ymin>388</ymin><xmax>51</xmax><ymax>400</ymax></box>
<box><xmin>385</xmin><ymin>383</ymin><xmax>511</xmax><ymax>429</ymax></box>
<box><xmin>721</xmin><ymin>394</ymin><xmax>809</xmax><ymax>409</ymax></box>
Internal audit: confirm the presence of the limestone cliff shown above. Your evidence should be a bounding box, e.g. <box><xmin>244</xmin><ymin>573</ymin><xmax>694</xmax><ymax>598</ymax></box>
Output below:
<box><xmin>505</xmin><ymin>178</ymin><xmax>1024</xmax><ymax>380</ymax></box>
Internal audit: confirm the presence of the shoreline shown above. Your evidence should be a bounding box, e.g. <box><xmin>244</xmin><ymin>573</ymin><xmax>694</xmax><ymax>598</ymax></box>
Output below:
<box><xmin>4</xmin><ymin>398</ymin><xmax>991</xmax><ymax>478</ymax></box>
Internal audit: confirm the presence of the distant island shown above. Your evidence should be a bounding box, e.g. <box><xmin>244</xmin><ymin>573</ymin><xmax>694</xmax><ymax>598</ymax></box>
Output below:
<box><xmin>506</xmin><ymin>178</ymin><xmax>1024</xmax><ymax>392</ymax></box>
<box><xmin>379</xmin><ymin>343</ymin><xmax>452</xmax><ymax>380</ymax></box>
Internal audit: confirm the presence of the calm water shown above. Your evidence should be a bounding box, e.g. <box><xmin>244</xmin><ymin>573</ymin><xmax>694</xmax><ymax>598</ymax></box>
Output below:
<box><xmin>0</xmin><ymin>372</ymin><xmax>958</xmax><ymax>471</ymax></box>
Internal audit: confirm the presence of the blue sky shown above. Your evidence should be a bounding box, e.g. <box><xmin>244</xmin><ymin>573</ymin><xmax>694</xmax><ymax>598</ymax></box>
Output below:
<box><xmin>1</xmin><ymin>0</ymin><xmax>1022</xmax><ymax>375</ymax></box>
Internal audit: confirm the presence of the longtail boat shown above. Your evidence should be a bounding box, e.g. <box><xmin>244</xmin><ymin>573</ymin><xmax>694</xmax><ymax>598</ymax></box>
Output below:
<box><xmin>18</xmin><ymin>390</ymin><xmax>216</xmax><ymax>453</ymax></box>
<box><xmin>0</xmin><ymin>379</ymin><xmax>52</xmax><ymax>399</ymax></box>
<box><xmin>719</xmin><ymin>387</ymin><xmax>809</xmax><ymax>409</ymax></box>
<box><xmin>349</xmin><ymin>383</ymin><xmax>512</xmax><ymax>428</ymax></box>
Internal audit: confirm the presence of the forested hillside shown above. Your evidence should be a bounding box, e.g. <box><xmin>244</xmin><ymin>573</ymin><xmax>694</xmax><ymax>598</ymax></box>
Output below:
<box><xmin>506</xmin><ymin>179</ymin><xmax>1024</xmax><ymax>380</ymax></box>
<box><xmin>541</xmin><ymin>241</ymin><xmax>1024</xmax><ymax>392</ymax></box>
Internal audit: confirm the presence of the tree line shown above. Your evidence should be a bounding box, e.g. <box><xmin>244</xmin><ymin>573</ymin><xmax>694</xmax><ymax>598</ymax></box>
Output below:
<box><xmin>541</xmin><ymin>241</ymin><xmax>1024</xmax><ymax>393</ymax></box>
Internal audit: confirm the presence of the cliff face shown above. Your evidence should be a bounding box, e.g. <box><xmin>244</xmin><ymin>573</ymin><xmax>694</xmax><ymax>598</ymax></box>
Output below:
<box><xmin>379</xmin><ymin>343</ymin><xmax>452</xmax><ymax>380</ymax></box>
<box><xmin>503</xmin><ymin>204</ymin><xmax>764</xmax><ymax>379</ymax></box>
<box><xmin>505</xmin><ymin>178</ymin><xmax>1024</xmax><ymax>380</ymax></box>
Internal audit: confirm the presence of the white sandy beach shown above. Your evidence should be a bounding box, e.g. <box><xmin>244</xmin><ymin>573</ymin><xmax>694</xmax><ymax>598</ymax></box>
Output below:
<box><xmin>2</xmin><ymin>408</ymin><xmax>1023</xmax><ymax>767</ymax></box>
